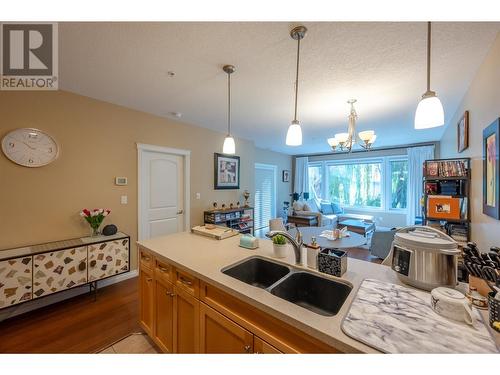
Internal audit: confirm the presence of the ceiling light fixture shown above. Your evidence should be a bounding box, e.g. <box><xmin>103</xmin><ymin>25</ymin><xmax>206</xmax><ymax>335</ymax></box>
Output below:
<box><xmin>286</xmin><ymin>25</ymin><xmax>307</xmax><ymax>146</ymax></box>
<box><xmin>328</xmin><ymin>99</ymin><xmax>376</xmax><ymax>152</ymax></box>
<box><xmin>222</xmin><ymin>64</ymin><xmax>236</xmax><ymax>155</ymax></box>
<box><xmin>414</xmin><ymin>22</ymin><xmax>444</xmax><ymax>129</ymax></box>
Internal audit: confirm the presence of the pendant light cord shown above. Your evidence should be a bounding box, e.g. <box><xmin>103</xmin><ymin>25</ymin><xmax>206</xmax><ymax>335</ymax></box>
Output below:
<box><xmin>427</xmin><ymin>21</ymin><xmax>431</xmax><ymax>92</ymax></box>
<box><xmin>294</xmin><ymin>36</ymin><xmax>301</xmax><ymax>122</ymax></box>
<box><xmin>227</xmin><ymin>71</ymin><xmax>231</xmax><ymax>135</ymax></box>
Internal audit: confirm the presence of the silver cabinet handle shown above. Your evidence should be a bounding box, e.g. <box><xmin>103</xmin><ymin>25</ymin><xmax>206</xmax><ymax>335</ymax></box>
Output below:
<box><xmin>177</xmin><ymin>209</ymin><xmax>184</xmax><ymax>215</ymax></box>
<box><xmin>146</xmin><ymin>278</ymin><xmax>152</xmax><ymax>282</ymax></box>
<box><xmin>158</xmin><ymin>266</ymin><xmax>169</xmax><ymax>273</ymax></box>
<box><xmin>244</xmin><ymin>345</ymin><xmax>252</xmax><ymax>353</ymax></box>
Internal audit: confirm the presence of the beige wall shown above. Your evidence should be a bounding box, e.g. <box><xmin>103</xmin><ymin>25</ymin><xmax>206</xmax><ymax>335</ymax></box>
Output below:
<box><xmin>440</xmin><ymin>32</ymin><xmax>500</xmax><ymax>251</ymax></box>
<box><xmin>0</xmin><ymin>90</ymin><xmax>291</xmax><ymax>268</ymax></box>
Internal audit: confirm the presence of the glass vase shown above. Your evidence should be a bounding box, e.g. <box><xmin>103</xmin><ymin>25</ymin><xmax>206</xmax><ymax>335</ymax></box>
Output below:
<box><xmin>90</xmin><ymin>226</ymin><xmax>101</xmax><ymax>237</ymax></box>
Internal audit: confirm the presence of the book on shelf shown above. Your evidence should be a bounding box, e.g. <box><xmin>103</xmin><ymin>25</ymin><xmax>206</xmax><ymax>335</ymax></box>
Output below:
<box><xmin>425</xmin><ymin>160</ymin><xmax>468</xmax><ymax>178</ymax></box>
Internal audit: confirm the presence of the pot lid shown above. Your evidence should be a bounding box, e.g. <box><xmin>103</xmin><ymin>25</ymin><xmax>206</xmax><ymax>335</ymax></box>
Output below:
<box><xmin>395</xmin><ymin>230</ymin><xmax>458</xmax><ymax>251</ymax></box>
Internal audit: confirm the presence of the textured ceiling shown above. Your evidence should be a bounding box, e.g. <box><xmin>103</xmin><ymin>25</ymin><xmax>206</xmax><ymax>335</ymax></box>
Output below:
<box><xmin>59</xmin><ymin>22</ymin><xmax>500</xmax><ymax>154</ymax></box>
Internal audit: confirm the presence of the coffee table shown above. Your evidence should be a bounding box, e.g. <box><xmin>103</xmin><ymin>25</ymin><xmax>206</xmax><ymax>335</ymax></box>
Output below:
<box><xmin>288</xmin><ymin>226</ymin><xmax>366</xmax><ymax>249</ymax></box>
<box><xmin>338</xmin><ymin>219</ymin><xmax>375</xmax><ymax>237</ymax></box>
<box><xmin>287</xmin><ymin>215</ymin><xmax>318</xmax><ymax>227</ymax></box>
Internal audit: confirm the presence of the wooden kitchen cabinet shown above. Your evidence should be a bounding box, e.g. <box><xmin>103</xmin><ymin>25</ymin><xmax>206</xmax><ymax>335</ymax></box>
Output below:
<box><xmin>199</xmin><ymin>303</ymin><xmax>253</xmax><ymax>354</ymax></box>
<box><xmin>254</xmin><ymin>336</ymin><xmax>282</xmax><ymax>354</ymax></box>
<box><xmin>139</xmin><ymin>264</ymin><xmax>155</xmax><ymax>336</ymax></box>
<box><xmin>174</xmin><ymin>286</ymin><xmax>200</xmax><ymax>353</ymax></box>
<box><xmin>154</xmin><ymin>278</ymin><xmax>175</xmax><ymax>353</ymax></box>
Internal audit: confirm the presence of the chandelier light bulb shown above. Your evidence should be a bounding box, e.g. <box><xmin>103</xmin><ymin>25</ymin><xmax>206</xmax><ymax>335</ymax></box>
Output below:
<box><xmin>335</xmin><ymin>133</ymin><xmax>349</xmax><ymax>143</ymax></box>
<box><xmin>327</xmin><ymin>137</ymin><xmax>339</xmax><ymax>147</ymax></box>
<box><xmin>358</xmin><ymin>130</ymin><xmax>375</xmax><ymax>142</ymax></box>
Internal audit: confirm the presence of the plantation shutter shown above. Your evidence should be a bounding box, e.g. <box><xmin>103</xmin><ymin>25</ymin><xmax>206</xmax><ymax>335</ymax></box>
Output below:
<box><xmin>254</xmin><ymin>165</ymin><xmax>276</xmax><ymax>230</ymax></box>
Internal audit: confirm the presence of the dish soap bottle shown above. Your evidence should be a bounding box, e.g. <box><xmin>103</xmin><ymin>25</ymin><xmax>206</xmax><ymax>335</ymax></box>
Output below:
<box><xmin>305</xmin><ymin>236</ymin><xmax>320</xmax><ymax>269</ymax></box>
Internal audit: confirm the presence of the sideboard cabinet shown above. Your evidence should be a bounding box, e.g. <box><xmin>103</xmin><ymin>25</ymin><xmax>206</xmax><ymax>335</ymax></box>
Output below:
<box><xmin>0</xmin><ymin>232</ymin><xmax>130</xmax><ymax>310</ymax></box>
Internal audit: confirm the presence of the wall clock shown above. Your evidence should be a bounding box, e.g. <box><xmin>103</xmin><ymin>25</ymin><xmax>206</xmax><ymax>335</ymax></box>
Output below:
<box><xmin>1</xmin><ymin>128</ymin><xmax>59</xmax><ymax>167</ymax></box>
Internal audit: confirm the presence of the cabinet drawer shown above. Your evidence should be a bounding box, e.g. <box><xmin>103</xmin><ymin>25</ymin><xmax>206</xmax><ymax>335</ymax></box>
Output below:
<box><xmin>33</xmin><ymin>246</ymin><xmax>87</xmax><ymax>298</ymax></box>
<box><xmin>139</xmin><ymin>248</ymin><xmax>153</xmax><ymax>269</ymax></box>
<box><xmin>155</xmin><ymin>259</ymin><xmax>173</xmax><ymax>283</ymax></box>
<box><xmin>0</xmin><ymin>256</ymin><xmax>32</xmax><ymax>309</ymax></box>
<box><xmin>88</xmin><ymin>239</ymin><xmax>129</xmax><ymax>282</ymax></box>
<box><xmin>174</xmin><ymin>268</ymin><xmax>199</xmax><ymax>297</ymax></box>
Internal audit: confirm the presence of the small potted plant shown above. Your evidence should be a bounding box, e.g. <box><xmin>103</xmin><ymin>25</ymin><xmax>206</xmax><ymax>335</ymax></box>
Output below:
<box><xmin>272</xmin><ymin>234</ymin><xmax>288</xmax><ymax>258</ymax></box>
<box><xmin>80</xmin><ymin>208</ymin><xmax>111</xmax><ymax>237</ymax></box>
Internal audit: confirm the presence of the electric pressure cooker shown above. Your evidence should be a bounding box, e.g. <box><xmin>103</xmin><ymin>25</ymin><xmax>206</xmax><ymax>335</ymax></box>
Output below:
<box><xmin>390</xmin><ymin>226</ymin><xmax>459</xmax><ymax>291</ymax></box>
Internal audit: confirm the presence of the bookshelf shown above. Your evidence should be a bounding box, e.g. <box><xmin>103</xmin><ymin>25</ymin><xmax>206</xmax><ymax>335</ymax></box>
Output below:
<box><xmin>204</xmin><ymin>207</ymin><xmax>254</xmax><ymax>235</ymax></box>
<box><xmin>422</xmin><ymin>157</ymin><xmax>471</xmax><ymax>246</ymax></box>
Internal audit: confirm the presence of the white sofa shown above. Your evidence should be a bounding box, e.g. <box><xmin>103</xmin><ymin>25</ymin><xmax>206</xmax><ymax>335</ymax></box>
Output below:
<box><xmin>291</xmin><ymin>199</ymin><xmax>339</xmax><ymax>227</ymax></box>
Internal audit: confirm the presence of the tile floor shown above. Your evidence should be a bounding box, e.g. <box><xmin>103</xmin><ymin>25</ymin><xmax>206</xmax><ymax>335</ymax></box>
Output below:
<box><xmin>98</xmin><ymin>332</ymin><xmax>160</xmax><ymax>354</ymax></box>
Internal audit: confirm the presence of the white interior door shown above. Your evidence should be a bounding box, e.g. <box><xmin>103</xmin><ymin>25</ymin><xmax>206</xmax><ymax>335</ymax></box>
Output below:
<box><xmin>254</xmin><ymin>163</ymin><xmax>277</xmax><ymax>230</ymax></box>
<box><xmin>140</xmin><ymin>149</ymin><xmax>185</xmax><ymax>240</ymax></box>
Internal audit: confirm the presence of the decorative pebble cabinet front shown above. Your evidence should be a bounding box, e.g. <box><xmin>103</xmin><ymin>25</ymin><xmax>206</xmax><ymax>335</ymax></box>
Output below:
<box><xmin>0</xmin><ymin>233</ymin><xmax>130</xmax><ymax>310</ymax></box>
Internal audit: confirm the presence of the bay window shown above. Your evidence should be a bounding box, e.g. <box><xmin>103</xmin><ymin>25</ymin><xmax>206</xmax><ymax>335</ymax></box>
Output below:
<box><xmin>307</xmin><ymin>156</ymin><xmax>408</xmax><ymax>212</ymax></box>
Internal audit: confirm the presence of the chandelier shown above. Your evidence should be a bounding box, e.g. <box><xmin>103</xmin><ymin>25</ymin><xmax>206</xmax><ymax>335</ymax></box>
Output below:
<box><xmin>327</xmin><ymin>99</ymin><xmax>376</xmax><ymax>152</ymax></box>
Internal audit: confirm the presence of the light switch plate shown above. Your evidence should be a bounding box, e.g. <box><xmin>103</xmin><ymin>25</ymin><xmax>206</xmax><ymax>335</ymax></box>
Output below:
<box><xmin>196</xmin><ymin>193</ymin><xmax>201</xmax><ymax>199</ymax></box>
<box><xmin>121</xmin><ymin>195</ymin><xmax>128</xmax><ymax>204</ymax></box>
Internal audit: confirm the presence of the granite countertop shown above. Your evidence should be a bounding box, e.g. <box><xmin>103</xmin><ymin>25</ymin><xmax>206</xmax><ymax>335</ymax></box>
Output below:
<box><xmin>137</xmin><ymin>231</ymin><xmax>499</xmax><ymax>353</ymax></box>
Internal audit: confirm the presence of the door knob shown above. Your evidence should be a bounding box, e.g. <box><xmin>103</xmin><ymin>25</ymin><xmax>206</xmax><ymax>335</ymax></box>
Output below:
<box><xmin>177</xmin><ymin>209</ymin><xmax>184</xmax><ymax>215</ymax></box>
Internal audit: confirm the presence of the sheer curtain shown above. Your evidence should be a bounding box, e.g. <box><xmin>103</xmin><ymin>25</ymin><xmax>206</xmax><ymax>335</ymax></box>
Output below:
<box><xmin>293</xmin><ymin>157</ymin><xmax>309</xmax><ymax>196</ymax></box>
<box><xmin>407</xmin><ymin>145</ymin><xmax>435</xmax><ymax>225</ymax></box>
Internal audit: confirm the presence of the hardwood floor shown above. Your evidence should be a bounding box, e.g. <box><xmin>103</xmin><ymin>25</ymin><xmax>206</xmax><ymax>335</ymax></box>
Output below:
<box><xmin>0</xmin><ymin>277</ymin><xmax>140</xmax><ymax>353</ymax></box>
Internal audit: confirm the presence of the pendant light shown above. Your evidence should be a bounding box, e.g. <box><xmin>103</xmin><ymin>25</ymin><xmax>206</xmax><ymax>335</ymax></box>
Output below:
<box><xmin>286</xmin><ymin>26</ymin><xmax>307</xmax><ymax>146</ymax></box>
<box><xmin>414</xmin><ymin>22</ymin><xmax>444</xmax><ymax>129</ymax></box>
<box><xmin>222</xmin><ymin>64</ymin><xmax>236</xmax><ymax>154</ymax></box>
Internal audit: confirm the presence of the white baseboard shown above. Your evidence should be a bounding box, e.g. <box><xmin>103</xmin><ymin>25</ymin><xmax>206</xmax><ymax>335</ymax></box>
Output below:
<box><xmin>0</xmin><ymin>269</ymin><xmax>138</xmax><ymax>323</ymax></box>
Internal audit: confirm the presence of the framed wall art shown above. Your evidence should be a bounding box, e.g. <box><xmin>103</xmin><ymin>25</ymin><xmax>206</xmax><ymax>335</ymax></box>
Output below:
<box><xmin>457</xmin><ymin>110</ymin><xmax>469</xmax><ymax>153</ymax></box>
<box><xmin>214</xmin><ymin>153</ymin><xmax>240</xmax><ymax>190</ymax></box>
<box><xmin>483</xmin><ymin>118</ymin><xmax>500</xmax><ymax>219</ymax></box>
<box><xmin>282</xmin><ymin>170</ymin><xmax>290</xmax><ymax>182</ymax></box>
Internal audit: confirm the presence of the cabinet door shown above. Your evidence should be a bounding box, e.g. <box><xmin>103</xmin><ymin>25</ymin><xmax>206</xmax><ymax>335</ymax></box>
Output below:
<box><xmin>199</xmin><ymin>303</ymin><xmax>253</xmax><ymax>354</ymax></box>
<box><xmin>33</xmin><ymin>247</ymin><xmax>87</xmax><ymax>298</ymax></box>
<box><xmin>155</xmin><ymin>279</ymin><xmax>174</xmax><ymax>353</ymax></box>
<box><xmin>254</xmin><ymin>336</ymin><xmax>282</xmax><ymax>354</ymax></box>
<box><xmin>139</xmin><ymin>266</ymin><xmax>154</xmax><ymax>336</ymax></box>
<box><xmin>0</xmin><ymin>256</ymin><xmax>32</xmax><ymax>309</ymax></box>
<box><xmin>174</xmin><ymin>287</ymin><xmax>199</xmax><ymax>353</ymax></box>
<box><xmin>88</xmin><ymin>239</ymin><xmax>129</xmax><ymax>282</ymax></box>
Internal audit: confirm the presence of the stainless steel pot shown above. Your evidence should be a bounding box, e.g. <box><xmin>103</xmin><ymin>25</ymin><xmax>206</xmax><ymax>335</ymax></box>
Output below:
<box><xmin>390</xmin><ymin>226</ymin><xmax>459</xmax><ymax>291</ymax></box>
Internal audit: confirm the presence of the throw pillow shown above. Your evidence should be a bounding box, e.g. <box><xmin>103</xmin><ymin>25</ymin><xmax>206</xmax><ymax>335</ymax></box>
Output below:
<box><xmin>302</xmin><ymin>203</ymin><xmax>311</xmax><ymax>211</ymax></box>
<box><xmin>292</xmin><ymin>201</ymin><xmax>304</xmax><ymax>211</ymax></box>
<box><xmin>331</xmin><ymin>202</ymin><xmax>344</xmax><ymax>214</ymax></box>
<box><xmin>306</xmin><ymin>198</ymin><xmax>319</xmax><ymax>212</ymax></box>
<box><xmin>320</xmin><ymin>202</ymin><xmax>334</xmax><ymax>214</ymax></box>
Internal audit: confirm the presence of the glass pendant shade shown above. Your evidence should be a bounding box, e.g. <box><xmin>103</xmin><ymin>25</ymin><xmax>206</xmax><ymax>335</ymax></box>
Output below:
<box><xmin>335</xmin><ymin>132</ymin><xmax>349</xmax><ymax>143</ymax></box>
<box><xmin>368</xmin><ymin>134</ymin><xmax>377</xmax><ymax>144</ymax></box>
<box><xmin>286</xmin><ymin>120</ymin><xmax>302</xmax><ymax>146</ymax></box>
<box><xmin>414</xmin><ymin>94</ymin><xmax>444</xmax><ymax>129</ymax></box>
<box><xmin>222</xmin><ymin>135</ymin><xmax>236</xmax><ymax>154</ymax></box>
<box><xmin>358</xmin><ymin>130</ymin><xmax>375</xmax><ymax>142</ymax></box>
<box><xmin>327</xmin><ymin>137</ymin><xmax>339</xmax><ymax>147</ymax></box>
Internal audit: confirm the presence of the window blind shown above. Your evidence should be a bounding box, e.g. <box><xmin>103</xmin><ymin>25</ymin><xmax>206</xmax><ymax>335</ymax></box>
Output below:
<box><xmin>254</xmin><ymin>165</ymin><xmax>276</xmax><ymax>230</ymax></box>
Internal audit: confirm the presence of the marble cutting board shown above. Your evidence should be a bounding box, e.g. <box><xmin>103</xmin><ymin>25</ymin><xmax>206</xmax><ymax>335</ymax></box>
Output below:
<box><xmin>341</xmin><ymin>278</ymin><xmax>499</xmax><ymax>353</ymax></box>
